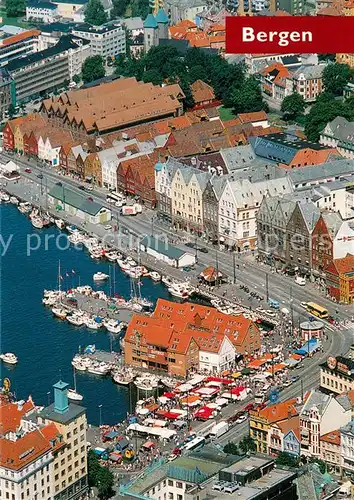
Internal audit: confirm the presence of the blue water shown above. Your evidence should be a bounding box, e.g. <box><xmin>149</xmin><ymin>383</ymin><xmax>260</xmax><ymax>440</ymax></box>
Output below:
<box><xmin>0</xmin><ymin>204</ymin><xmax>173</xmax><ymax>425</ymax></box>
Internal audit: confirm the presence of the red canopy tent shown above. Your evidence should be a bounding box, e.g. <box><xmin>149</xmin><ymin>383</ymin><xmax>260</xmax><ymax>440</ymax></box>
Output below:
<box><xmin>206</xmin><ymin>376</ymin><xmax>233</xmax><ymax>385</ymax></box>
<box><xmin>195</xmin><ymin>406</ymin><xmax>214</xmax><ymax>420</ymax></box>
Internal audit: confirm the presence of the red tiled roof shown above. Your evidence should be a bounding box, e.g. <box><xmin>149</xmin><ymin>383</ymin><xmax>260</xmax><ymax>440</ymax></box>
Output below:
<box><xmin>2</xmin><ymin>29</ymin><xmax>40</xmax><ymax>47</ymax></box>
<box><xmin>251</xmin><ymin>398</ymin><xmax>298</xmax><ymax>423</ymax></box>
<box><xmin>191</xmin><ymin>80</ymin><xmax>215</xmax><ymax>104</ymax></box>
<box><xmin>332</xmin><ymin>253</ymin><xmax>354</xmax><ymax>275</ymax></box>
<box><xmin>0</xmin><ymin>400</ymin><xmax>35</xmax><ymax>434</ymax></box>
<box><xmin>320</xmin><ymin>429</ymin><xmax>341</xmax><ymax>446</ymax></box>
<box><xmin>238</xmin><ymin>111</ymin><xmax>268</xmax><ymax>124</ymax></box>
<box><xmin>0</xmin><ymin>429</ymin><xmax>51</xmax><ymax>470</ymax></box>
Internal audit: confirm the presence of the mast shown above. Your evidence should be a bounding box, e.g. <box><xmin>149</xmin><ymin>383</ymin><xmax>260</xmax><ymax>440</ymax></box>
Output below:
<box><xmin>73</xmin><ymin>367</ymin><xmax>77</xmax><ymax>392</ymax></box>
<box><xmin>58</xmin><ymin>260</ymin><xmax>61</xmax><ymax>293</ymax></box>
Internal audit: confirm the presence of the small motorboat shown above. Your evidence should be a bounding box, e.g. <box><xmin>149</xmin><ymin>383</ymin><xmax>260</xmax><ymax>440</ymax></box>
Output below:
<box><xmin>134</xmin><ymin>376</ymin><xmax>159</xmax><ymax>391</ymax></box>
<box><xmin>18</xmin><ymin>202</ymin><xmax>32</xmax><ymax>213</ymax></box>
<box><xmin>31</xmin><ymin>216</ymin><xmax>44</xmax><ymax>229</ymax></box>
<box><xmin>67</xmin><ymin>388</ymin><xmax>83</xmax><ymax>401</ymax></box>
<box><xmin>0</xmin><ymin>192</ymin><xmax>10</xmax><ymax>202</ymax></box>
<box><xmin>150</xmin><ymin>271</ymin><xmax>161</xmax><ymax>282</ymax></box>
<box><xmin>87</xmin><ymin>362</ymin><xmax>110</xmax><ymax>375</ymax></box>
<box><xmin>67</xmin><ymin>314</ymin><xmax>85</xmax><ymax>326</ymax></box>
<box><xmin>85</xmin><ymin>317</ymin><xmax>103</xmax><ymax>330</ymax></box>
<box><xmin>52</xmin><ymin>307</ymin><xmax>68</xmax><ymax>320</ymax></box>
<box><xmin>103</xmin><ymin>319</ymin><xmax>124</xmax><ymax>334</ymax></box>
<box><xmin>162</xmin><ymin>276</ymin><xmax>174</xmax><ymax>287</ymax></box>
<box><xmin>117</xmin><ymin>259</ymin><xmax>131</xmax><ymax>271</ymax></box>
<box><xmin>55</xmin><ymin>219</ymin><xmax>65</xmax><ymax>230</ymax></box>
<box><xmin>106</xmin><ymin>251</ymin><xmax>119</xmax><ymax>262</ymax></box>
<box><xmin>93</xmin><ymin>272</ymin><xmax>109</xmax><ymax>282</ymax></box>
<box><xmin>10</xmin><ymin>196</ymin><xmax>19</xmax><ymax>205</ymax></box>
<box><xmin>113</xmin><ymin>371</ymin><xmax>134</xmax><ymax>386</ymax></box>
<box><xmin>0</xmin><ymin>353</ymin><xmax>18</xmax><ymax>365</ymax></box>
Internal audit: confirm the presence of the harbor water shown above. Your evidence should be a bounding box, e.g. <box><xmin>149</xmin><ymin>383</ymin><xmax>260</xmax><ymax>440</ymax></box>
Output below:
<box><xmin>0</xmin><ymin>203</ymin><xmax>174</xmax><ymax>425</ymax></box>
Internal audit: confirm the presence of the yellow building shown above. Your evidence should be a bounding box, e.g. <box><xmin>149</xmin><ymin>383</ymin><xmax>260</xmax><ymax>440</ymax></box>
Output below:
<box><xmin>336</xmin><ymin>53</ymin><xmax>354</xmax><ymax>68</ymax></box>
<box><xmin>38</xmin><ymin>381</ymin><xmax>88</xmax><ymax>500</ymax></box>
<box><xmin>13</xmin><ymin>124</ymin><xmax>25</xmax><ymax>153</ymax></box>
<box><xmin>249</xmin><ymin>399</ymin><xmax>298</xmax><ymax>454</ymax></box>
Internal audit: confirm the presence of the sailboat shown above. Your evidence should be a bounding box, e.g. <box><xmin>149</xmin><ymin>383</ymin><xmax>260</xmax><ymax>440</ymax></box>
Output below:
<box><xmin>129</xmin><ymin>249</ymin><xmax>153</xmax><ymax>310</ymax></box>
<box><xmin>67</xmin><ymin>367</ymin><xmax>83</xmax><ymax>401</ymax></box>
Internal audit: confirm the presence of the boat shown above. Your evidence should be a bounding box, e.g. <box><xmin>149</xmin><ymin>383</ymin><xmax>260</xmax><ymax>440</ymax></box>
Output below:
<box><xmin>87</xmin><ymin>362</ymin><xmax>110</xmax><ymax>375</ymax></box>
<box><xmin>18</xmin><ymin>202</ymin><xmax>32</xmax><ymax>213</ymax></box>
<box><xmin>113</xmin><ymin>370</ymin><xmax>134</xmax><ymax>386</ymax></box>
<box><xmin>90</xmin><ymin>249</ymin><xmax>103</xmax><ymax>260</ymax></box>
<box><xmin>67</xmin><ymin>368</ymin><xmax>83</xmax><ymax>401</ymax></box>
<box><xmin>117</xmin><ymin>259</ymin><xmax>131</xmax><ymax>271</ymax></box>
<box><xmin>103</xmin><ymin>319</ymin><xmax>124</xmax><ymax>334</ymax></box>
<box><xmin>55</xmin><ymin>219</ymin><xmax>65</xmax><ymax>230</ymax></box>
<box><xmin>31</xmin><ymin>216</ymin><xmax>44</xmax><ymax>229</ymax></box>
<box><xmin>0</xmin><ymin>353</ymin><xmax>18</xmax><ymax>365</ymax></box>
<box><xmin>168</xmin><ymin>284</ymin><xmax>191</xmax><ymax>300</ymax></box>
<box><xmin>72</xmin><ymin>359</ymin><xmax>87</xmax><ymax>371</ymax></box>
<box><xmin>68</xmin><ymin>231</ymin><xmax>86</xmax><ymax>246</ymax></box>
<box><xmin>67</xmin><ymin>313</ymin><xmax>85</xmax><ymax>326</ymax></box>
<box><xmin>134</xmin><ymin>376</ymin><xmax>159</xmax><ymax>391</ymax></box>
<box><xmin>125</xmin><ymin>267</ymin><xmax>142</xmax><ymax>279</ymax></box>
<box><xmin>160</xmin><ymin>377</ymin><xmax>176</xmax><ymax>389</ymax></box>
<box><xmin>162</xmin><ymin>276</ymin><xmax>174</xmax><ymax>287</ymax></box>
<box><xmin>0</xmin><ymin>192</ymin><xmax>10</xmax><ymax>202</ymax></box>
<box><xmin>10</xmin><ymin>196</ymin><xmax>19</xmax><ymax>205</ymax></box>
<box><xmin>93</xmin><ymin>272</ymin><xmax>109</xmax><ymax>282</ymax></box>
<box><xmin>85</xmin><ymin>317</ymin><xmax>103</xmax><ymax>330</ymax></box>
<box><xmin>66</xmin><ymin>225</ymin><xmax>78</xmax><ymax>234</ymax></box>
<box><xmin>106</xmin><ymin>251</ymin><xmax>119</xmax><ymax>262</ymax></box>
<box><xmin>150</xmin><ymin>271</ymin><xmax>161</xmax><ymax>282</ymax></box>
<box><xmin>52</xmin><ymin>307</ymin><xmax>68</xmax><ymax>320</ymax></box>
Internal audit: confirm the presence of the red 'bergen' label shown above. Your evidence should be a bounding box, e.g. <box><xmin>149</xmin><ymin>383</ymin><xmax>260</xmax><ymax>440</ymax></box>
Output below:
<box><xmin>226</xmin><ymin>16</ymin><xmax>354</xmax><ymax>54</ymax></box>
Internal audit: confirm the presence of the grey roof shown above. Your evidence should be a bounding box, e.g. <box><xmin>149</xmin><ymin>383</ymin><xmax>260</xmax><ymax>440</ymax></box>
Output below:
<box><xmin>39</xmin><ymin>402</ymin><xmax>86</xmax><ymax>424</ymax></box>
<box><xmin>123</xmin><ymin>17</ymin><xmax>143</xmax><ymax>31</ymax></box>
<box><xmin>229</xmin><ymin>160</ymin><xmax>285</xmax><ymax>184</ymax></box>
<box><xmin>321</xmin><ymin>116</ymin><xmax>354</xmax><ymax>142</ymax></box>
<box><xmin>28</xmin><ymin>1</ymin><xmax>58</xmax><ymax>9</ymax></box>
<box><xmin>300</xmin><ymin>390</ymin><xmax>331</xmax><ymax>417</ymax></box>
<box><xmin>140</xmin><ymin>236</ymin><xmax>190</xmax><ymax>261</ymax></box>
<box><xmin>336</xmin><ymin>393</ymin><xmax>352</xmax><ymax>412</ymax></box>
<box><xmin>288</xmin><ymin>159</ymin><xmax>354</xmax><ymax>185</ymax></box>
<box><xmin>211</xmin><ymin>175</ymin><xmax>227</xmax><ymax>199</ymax></box>
<box><xmin>220</xmin><ymin>145</ymin><xmax>256</xmax><ymax>172</ymax></box>
<box><xmin>49</xmin><ymin>184</ymin><xmax>106</xmax><ymax>216</ymax></box>
<box><xmin>291</xmin><ymin>64</ymin><xmax>327</xmax><ymax>80</ymax></box>
<box><xmin>297</xmin><ymin>200</ymin><xmax>321</xmax><ymax>232</ymax></box>
<box><xmin>250</xmin><ymin>133</ymin><xmax>331</xmax><ymax>165</ymax></box>
<box><xmin>321</xmin><ymin>212</ymin><xmax>343</xmax><ymax>238</ymax></box>
<box><xmin>229</xmin><ymin>176</ymin><xmax>293</xmax><ymax>207</ymax></box>
<box><xmin>257</xmin><ymin>196</ymin><xmax>296</xmax><ymax>227</ymax></box>
<box><xmin>341</xmin><ymin>420</ymin><xmax>354</xmax><ymax>436</ymax></box>
<box><xmin>165</xmin><ymin>0</ymin><xmax>207</xmax><ymax>6</ymax></box>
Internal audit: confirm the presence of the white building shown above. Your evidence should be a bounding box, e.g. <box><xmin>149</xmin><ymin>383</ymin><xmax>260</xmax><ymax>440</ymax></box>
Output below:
<box><xmin>300</xmin><ymin>390</ymin><xmax>351</xmax><ymax>457</ymax></box>
<box><xmin>341</xmin><ymin>421</ymin><xmax>354</xmax><ymax>474</ymax></box>
<box><xmin>71</xmin><ymin>23</ymin><xmax>126</xmax><ymax>59</ymax></box>
<box><xmin>218</xmin><ymin>177</ymin><xmax>293</xmax><ymax>251</ymax></box>
<box><xmin>199</xmin><ymin>335</ymin><xmax>236</xmax><ymax>373</ymax></box>
<box><xmin>98</xmin><ymin>148</ymin><xmax>119</xmax><ymax>191</ymax></box>
<box><xmin>140</xmin><ymin>236</ymin><xmax>196</xmax><ymax>268</ymax></box>
<box><xmin>26</xmin><ymin>1</ymin><xmax>58</xmax><ymax>23</ymax></box>
<box><xmin>164</xmin><ymin>0</ymin><xmax>207</xmax><ymax>24</ymax></box>
<box><xmin>311</xmin><ymin>178</ymin><xmax>354</xmax><ymax>220</ymax></box>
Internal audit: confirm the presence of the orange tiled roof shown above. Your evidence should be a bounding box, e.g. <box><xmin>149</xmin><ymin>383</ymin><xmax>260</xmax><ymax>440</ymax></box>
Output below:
<box><xmin>175</xmin><ymin>19</ymin><xmax>197</xmax><ymax>28</ymax></box>
<box><xmin>0</xmin><ymin>429</ymin><xmax>51</xmax><ymax>470</ymax></box>
<box><xmin>332</xmin><ymin>253</ymin><xmax>354</xmax><ymax>275</ymax></box>
<box><xmin>252</xmin><ymin>398</ymin><xmax>298</xmax><ymax>423</ymax></box>
<box><xmin>208</xmin><ymin>23</ymin><xmax>226</xmax><ymax>32</ymax></box>
<box><xmin>1</xmin><ymin>29</ymin><xmax>40</xmax><ymax>47</ymax></box>
<box><xmin>320</xmin><ymin>429</ymin><xmax>341</xmax><ymax>446</ymax></box>
<box><xmin>169</xmin><ymin>26</ymin><xmax>188</xmax><ymax>39</ymax></box>
<box><xmin>0</xmin><ymin>400</ymin><xmax>35</xmax><ymax>434</ymax></box>
<box><xmin>289</xmin><ymin>147</ymin><xmax>340</xmax><ymax>167</ymax></box>
<box><xmin>191</xmin><ymin>80</ymin><xmax>215</xmax><ymax>104</ymax></box>
<box><xmin>238</xmin><ymin>111</ymin><xmax>268</xmax><ymax>124</ymax></box>
<box><xmin>40</xmin><ymin>423</ymin><xmax>66</xmax><ymax>452</ymax></box>
<box><xmin>276</xmin><ymin>415</ymin><xmax>300</xmax><ymax>440</ymax></box>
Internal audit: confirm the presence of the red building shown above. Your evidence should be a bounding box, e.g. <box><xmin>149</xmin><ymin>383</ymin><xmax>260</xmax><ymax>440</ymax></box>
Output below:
<box><xmin>23</xmin><ymin>131</ymin><xmax>38</xmax><ymax>156</ymax></box>
<box><xmin>311</xmin><ymin>214</ymin><xmax>334</xmax><ymax>274</ymax></box>
<box><xmin>325</xmin><ymin>253</ymin><xmax>354</xmax><ymax>304</ymax></box>
<box><xmin>117</xmin><ymin>153</ymin><xmax>158</xmax><ymax>208</ymax></box>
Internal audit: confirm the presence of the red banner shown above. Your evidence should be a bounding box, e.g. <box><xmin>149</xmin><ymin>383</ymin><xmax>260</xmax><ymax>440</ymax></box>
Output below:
<box><xmin>226</xmin><ymin>16</ymin><xmax>354</xmax><ymax>54</ymax></box>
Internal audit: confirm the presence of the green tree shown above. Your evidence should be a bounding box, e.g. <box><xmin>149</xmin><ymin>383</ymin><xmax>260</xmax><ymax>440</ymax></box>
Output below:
<box><xmin>8</xmin><ymin>103</ymin><xmax>16</xmax><ymax>118</ymax></box>
<box><xmin>111</xmin><ymin>0</ymin><xmax>128</xmax><ymax>18</ymax></box>
<box><xmin>84</xmin><ymin>0</ymin><xmax>107</xmax><ymax>25</ymax></box>
<box><xmin>5</xmin><ymin>0</ymin><xmax>26</xmax><ymax>17</ymax></box>
<box><xmin>239</xmin><ymin>436</ymin><xmax>256</xmax><ymax>454</ymax></box>
<box><xmin>276</xmin><ymin>452</ymin><xmax>300</xmax><ymax>468</ymax></box>
<box><xmin>131</xmin><ymin>0</ymin><xmax>149</xmax><ymax>17</ymax></box>
<box><xmin>179</xmin><ymin>77</ymin><xmax>195</xmax><ymax>109</ymax></box>
<box><xmin>88</xmin><ymin>450</ymin><xmax>115</xmax><ymax>499</ymax></box>
<box><xmin>188</xmin><ymin>64</ymin><xmax>208</xmax><ymax>84</ymax></box>
<box><xmin>322</xmin><ymin>63</ymin><xmax>352</xmax><ymax>96</ymax></box>
<box><xmin>281</xmin><ymin>93</ymin><xmax>306</xmax><ymax>120</ymax></box>
<box><xmin>304</xmin><ymin>96</ymin><xmax>354</xmax><ymax>141</ymax></box>
<box><xmin>72</xmin><ymin>74</ymin><xmax>81</xmax><ymax>85</ymax></box>
<box><xmin>231</xmin><ymin>76</ymin><xmax>267</xmax><ymax>114</ymax></box>
<box><xmin>308</xmin><ymin>457</ymin><xmax>327</xmax><ymax>474</ymax></box>
<box><xmin>142</xmin><ymin>69</ymin><xmax>164</xmax><ymax>85</ymax></box>
<box><xmin>223</xmin><ymin>442</ymin><xmax>239</xmax><ymax>455</ymax></box>
<box><xmin>82</xmin><ymin>55</ymin><xmax>106</xmax><ymax>83</ymax></box>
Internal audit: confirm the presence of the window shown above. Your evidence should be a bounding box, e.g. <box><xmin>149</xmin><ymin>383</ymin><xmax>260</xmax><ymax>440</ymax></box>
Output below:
<box><xmin>176</xmin><ymin>482</ymin><xmax>183</xmax><ymax>489</ymax></box>
<box><xmin>168</xmin><ymin>480</ymin><xmax>173</xmax><ymax>486</ymax></box>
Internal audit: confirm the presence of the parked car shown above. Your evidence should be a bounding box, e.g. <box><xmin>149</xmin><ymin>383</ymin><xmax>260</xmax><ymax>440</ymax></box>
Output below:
<box><xmin>78</xmin><ymin>185</ymin><xmax>85</xmax><ymax>190</ymax></box>
<box><xmin>85</xmin><ymin>185</ymin><xmax>93</xmax><ymax>191</ymax></box>
<box><xmin>213</xmin><ymin>481</ymin><xmax>229</xmax><ymax>492</ymax></box>
<box><xmin>104</xmin><ymin>225</ymin><xmax>112</xmax><ymax>230</ymax></box>
<box><xmin>25</xmin><ymin>168</ymin><xmax>31</xmax><ymax>173</ymax></box>
<box><xmin>224</xmin><ymin>483</ymin><xmax>239</xmax><ymax>494</ymax></box>
<box><xmin>235</xmin><ymin>415</ymin><xmax>248</xmax><ymax>424</ymax></box>
<box><xmin>199</xmin><ymin>247</ymin><xmax>208</xmax><ymax>253</ymax></box>
<box><xmin>185</xmin><ymin>242</ymin><xmax>195</xmax><ymax>248</ymax></box>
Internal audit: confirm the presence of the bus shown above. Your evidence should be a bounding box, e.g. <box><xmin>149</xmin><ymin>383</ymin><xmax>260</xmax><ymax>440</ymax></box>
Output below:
<box><xmin>182</xmin><ymin>436</ymin><xmax>206</xmax><ymax>452</ymax></box>
<box><xmin>106</xmin><ymin>191</ymin><xmax>126</xmax><ymax>204</ymax></box>
<box><xmin>306</xmin><ymin>302</ymin><xmax>328</xmax><ymax>319</ymax></box>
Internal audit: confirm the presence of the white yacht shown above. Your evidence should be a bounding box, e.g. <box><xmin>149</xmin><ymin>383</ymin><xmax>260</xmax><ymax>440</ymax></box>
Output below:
<box><xmin>31</xmin><ymin>216</ymin><xmax>44</xmax><ymax>229</ymax></box>
<box><xmin>68</xmin><ymin>231</ymin><xmax>85</xmax><ymax>246</ymax></box>
<box><xmin>168</xmin><ymin>283</ymin><xmax>191</xmax><ymax>300</ymax></box>
<box><xmin>18</xmin><ymin>202</ymin><xmax>32</xmax><ymax>213</ymax></box>
<box><xmin>10</xmin><ymin>196</ymin><xmax>19</xmax><ymax>205</ymax></box>
<box><xmin>134</xmin><ymin>376</ymin><xmax>159</xmax><ymax>391</ymax></box>
<box><xmin>106</xmin><ymin>251</ymin><xmax>119</xmax><ymax>262</ymax></box>
<box><xmin>162</xmin><ymin>276</ymin><xmax>174</xmax><ymax>287</ymax></box>
<box><xmin>90</xmin><ymin>249</ymin><xmax>103</xmax><ymax>260</ymax></box>
<box><xmin>150</xmin><ymin>271</ymin><xmax>161</xmax><ymax>282</ymax></box>
<box><xmin>55</xmin><ymin>219</ymin><xmax>65</xmax><ymax>230</ymax></box>
<box><xmin>0</xmin><ymin>353</ymin><xmax>18</xmax><ymax>365</ymax></box>
<box><xmin>117</xmin><ymin>259</ymin><xmax>131</xmax><ymax>271</ymax></box>
<box><xmin>113</xmin><ymin>370</ymin><xmax>134</xmax><ymax>386</ymax></box>
<box><xmin>52</xmin><ymin>307</ymin><xmax>68</xmax><ymax>320</ymax></box>
<box><xmin>0</xmin><ymin>192</ymin><xmax>10</xmax><ymax>202</ymax></box>
<box><xmin>67</xmin><ymin>368</ymin><xmax>83</xmax><ymax>401</ymax></box>
<box><xmin>103</xmin><ymin>319</ymin><xmax>125</xmax><ymax>334</ymax></box>
<box><xmin>125</xmin><ymin>268</ymin><xmax>142</xmax><ymax>279</ymax></box>
<box><xmin>85</xmin><ymin>317</ymin><xmax>103</xmax><ymax>330</ymax></box>
<box><xmin>93</xmin><ymin>272</ymin><xmax>109</xmax><ymax>282</ymax></box>
<box><xmin>87</xmin><ymin>363</ymin><xmax>110</xmax><ymax>375</ymax></box>
<box><xmin>67</xmin><ymin>313</ymin><xmax>85</xmax><ymax>327</ymax></box>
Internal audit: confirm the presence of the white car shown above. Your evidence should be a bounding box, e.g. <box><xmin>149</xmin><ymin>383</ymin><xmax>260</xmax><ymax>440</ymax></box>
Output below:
<box><xmin>300</xmin><ymin>301</ymin><xmax>308</xmax><ymax>309</ymax></box>
<box><xmin>85</xmin><ymin>185</ymin><xmax>93</xmax><ymax>191</ymax></box>
<box><xmin>295</xmin><ymin>276</ymin><xmax>306</xmax><ymax>286</ymax></box>
<box><xmin>235</xmin><ymin>415</ymin><xmax>248</xmax><ymax>424</ymax></box>
<box><xmin>168</xmin><ymin>454</ymin><xmax>178</xmax><ymax>462</ymax></box>
<box><xmin>104</xmin><ymin>225</ymin><xmax>112</xmax><ymax>230</ymax></box>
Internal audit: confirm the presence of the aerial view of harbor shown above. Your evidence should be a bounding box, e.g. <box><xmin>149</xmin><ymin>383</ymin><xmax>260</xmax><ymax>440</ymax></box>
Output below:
<box><xmin>1</xmin><ymin>5</ymin><xmax>354</xmax><ymax>499</ymax></box>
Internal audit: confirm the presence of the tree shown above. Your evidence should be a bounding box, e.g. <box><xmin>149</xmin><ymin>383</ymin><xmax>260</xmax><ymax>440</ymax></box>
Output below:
<box><xmin>84</xmin><ymin>0</ymin><xmax>107</xmax><ymax>25</ymax></box>
<box><xmin>276</xmin><ymin>452</ymin><xmax>300</xmax><ymax>468</ymax></box>
<box><xmin>281</xmin><ymin>93</ymin><xmax>306</xmax><ymax>120</ymax></box>
<box><xmin>304</xmin><ymin>96</ymin><xmax>354</xmax><ymax>141</ymax></box>
<box><xmin>8</xmin><ymin>104</ymin><xmax>16</xmax><ymax>118</ymax></box>
<box><xmin>142</xmin><ymin>69</ymin><xmax>163</xmax><ymax>86</ymax></box>
<box><xmin>82</xmin><ymin>55</ymin><xmax>106</xmax><ymax>83</ymax></box>
<box><xmin>322</xmin><ymin>63</ymin><xmax>352</xmax><ymax>96</ymax></box>
<box><xmin>308</xmin><ymin>457</ymin><xmax>327</xmax><ymax>474</ymax></box>
<box><xmin>179</xmin><ymin>77</ymin><xmax>195</xmax><ymax>109</ymax></box>
<box><xmin>5</xmin><ymin>0</ymin><xmax>25</xmax><ymax>17</ymax></box>
<box><xmin>111</xmin><ymin>0</ymin><xmax>128</xmax><ymax>18</ymax></box>
<box><xmin>88</xmin><ymin>450</ymin><xmax>115</xmax><ymax>499</ymax></box>
<box><xmin>72</xmin><ymin>74</ymin><xmax>81</xmax><ymax>84</ymax></box>
<box><xmin>131</xmin><ymin>0</ymin><xmax>149</xmax><ymax>18</ymax></box>
<box><xmin>230</xmin><ymin>76</ymin><xmax>267</xmax><ymax>114</ymax></box>
<box><xmin>223</xmin><ymin>442</ymin><xmax>239</xmax><ymax>455</ymax></box>
<box><xmin>239</xmin><ymin>436</ymin><xmax>256</xmax><ymax>454</ymax></box>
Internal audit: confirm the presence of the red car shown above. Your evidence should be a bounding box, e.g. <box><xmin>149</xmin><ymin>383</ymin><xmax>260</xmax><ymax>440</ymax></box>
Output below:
<box><xmin>243</xmin><ymin>403</ymin><xmax>255</xmax><ymax>413</ymax></box>
<box><xmin>25</xmin><ymin>168</ymin><xmax>31</xmax><ymax>173</ymax></box>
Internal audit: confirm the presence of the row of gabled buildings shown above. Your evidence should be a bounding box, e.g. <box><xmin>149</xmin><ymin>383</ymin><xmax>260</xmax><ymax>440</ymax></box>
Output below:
<box><xmin>124</xmin><ymin>298</ymin><xmax>261</xmax><ymax>377</ymax></box>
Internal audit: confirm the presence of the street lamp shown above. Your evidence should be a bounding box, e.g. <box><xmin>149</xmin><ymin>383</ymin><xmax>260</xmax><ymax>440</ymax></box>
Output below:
<box><xmin>47</xmin><ymin>391</ymin><xmax>51</xmax><ymax>407</ymax></box>
<box><xmin>98</xmin><ymin>404</ymin><xmax>103</xmax><ymax>428</ymax></box>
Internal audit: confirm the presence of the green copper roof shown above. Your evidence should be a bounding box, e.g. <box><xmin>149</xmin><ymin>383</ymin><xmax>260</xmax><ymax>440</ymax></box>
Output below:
<box><xmin>155</xmin><ymin>8</ymin><xmax>168</xmax><ymax>24</ymax></box>
<box><xmin>144</xmin><ymin>13</ymin><xmax>158</xmax><ymax>28</ymax></box>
